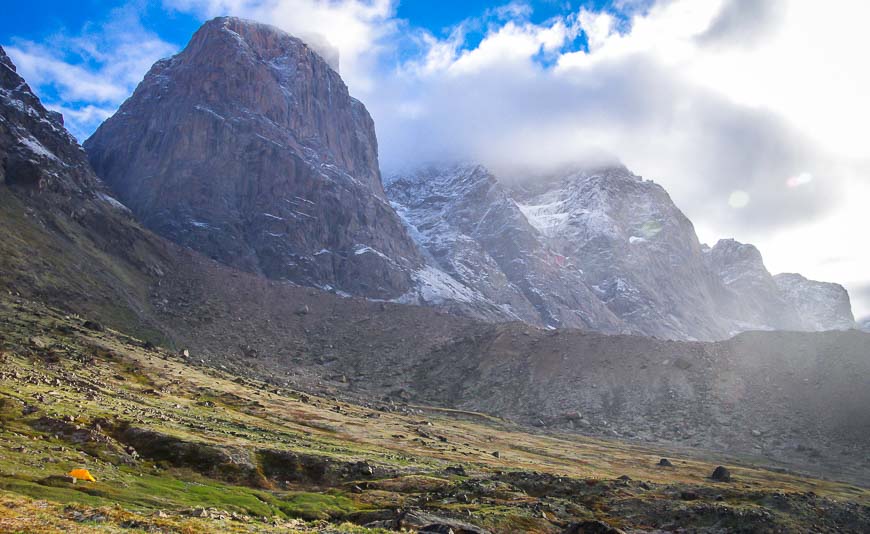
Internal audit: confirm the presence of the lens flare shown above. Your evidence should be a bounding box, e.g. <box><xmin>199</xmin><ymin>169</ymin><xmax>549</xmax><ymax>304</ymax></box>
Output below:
<box><xmin>786</xmin><ymin>172</ymin><xmax>813</xmax><ymax>188</ymax></box>
<box><xmin>728</xmin><ymin>190</ymin><xmax>750</xmax><ymax>209</ymax></box>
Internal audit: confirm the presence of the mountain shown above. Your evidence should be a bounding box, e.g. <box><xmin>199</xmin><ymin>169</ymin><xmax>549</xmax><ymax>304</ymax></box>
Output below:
<box><xmin>386</xmin><ymin>164</ymin><xmax>624</xmax><ymax>331</ymax></box>
<box><xmin>773</xmin><ymin>273</ymin><xmax>856</xmax><ymax>330</ymax></box>
<box><xmin>79</xmin><ymin>16</ymin><xmax>856</xmax><ymax>338</ymax></box>
<box><xmin>704</xmin><ymin>238</ymin><xmax>803</xmax><ymax>332</ymax></box>
<box><xmin>388</xmin><ymin>163</ymin><xmax>858</xmax><ymax>339</ymax></box>
<box><xmin>1</xmin><ymin>47</ymin><xmax>101</xmax><ymax>196</ymax></box>
<box><xmin>2</xmin><ymin>38</ymin><xmax>870</xmax><ymax>491</ymax></box>
<box><xmin>509</xmin><ymin>165</ymin><xmax>733</xmax><ymax>340</ymax></box>
<box><xmin>84</xmin><ymin>17</ymin><xmax>423</xmax><ymax>299</ymax></box>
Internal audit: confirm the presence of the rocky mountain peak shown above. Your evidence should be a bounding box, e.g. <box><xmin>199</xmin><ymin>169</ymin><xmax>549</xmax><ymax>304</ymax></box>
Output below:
<box><xmin>705</xmin><ymin>238</ymin><xmax>802</xmax><ymax>331</ymax></box>
<box><xmin>85</xmin><ymin>18</ymin><xmax>423</xmax><ymax>299</ymax></box>
<box><xmin>388</xmin><ymin>161</ymin><xmax>858</xmax><ymax>340</ymax></box>
<box><xmin>0</xmin><ymin>46</ymin><xmax>102</xmax><ymax>198</ymax></box>
<box><xmin>773</xmin><ymin>273</ymin><xmax>855</xmax><ymax>331</ymax></box>
<box><xmin>707</xmin><ymin>239</ymin><xmax>774</xmax><ymax>287</ymax></box>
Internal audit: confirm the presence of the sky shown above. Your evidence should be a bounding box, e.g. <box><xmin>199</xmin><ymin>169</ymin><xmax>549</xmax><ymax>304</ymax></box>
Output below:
<box><xmin>2</xmin><ymin>0</ymin><xmax>868</xmax><ymax>319</ymax></box>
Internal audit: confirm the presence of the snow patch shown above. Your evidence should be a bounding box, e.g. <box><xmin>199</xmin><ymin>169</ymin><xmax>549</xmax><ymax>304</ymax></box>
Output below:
<box><xmin>399</xmin><ymin>266</ymin><xmax>484</xmax><ymax>305</ymax></box>
<box><xmin>353</xmin><ymin>244</ymin><xmax>393</xmax><ymax>262</ymax></box>
<box><xmin>194</xmin><ymin>105</ymin><xmax>226</xmax><ymax>121</ymax></box>
<box><xmin>18</xmin><ymin>135</ymin><xmax>59</xmax><ymax>162</ymax></box>
<box><xmin>97</xmin><ymin>193</ymin><xmax>130</xmax><ymax>213</ymax></box>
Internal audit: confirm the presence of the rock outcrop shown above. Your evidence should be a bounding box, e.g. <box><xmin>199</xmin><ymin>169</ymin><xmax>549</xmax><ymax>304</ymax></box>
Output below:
<box><xmin>0</xmin><ymin>45</ymin><xmax>179</xmax><ymax>339</ymax></box>
<box><xmin>1</xmin><ymin>47</ymin><xmax>101</xmax><ymax>197</ymax></box>
<box><xmin>704</xmin><ymin>238</ymin><xmax>802</xmax><ymax>332</ymax></box>
<box><xmin>510</xmin><ymin>166</ymin><xmax>731</xmax><ymax>340</ymax></box>
<box><xmin>386</xmin><ymin>164</ymin><xmax>624</xmax><ymax>332</ymax></box>
<box><xmin>84</xmin><ymin>17</ymin><xmax>423</xmax><ymax>299</ymax></box>
<box><xmin>773</xmin><ymin>273</ymin><xmax>855</xmax><ymax>331</ymax></box>
<box><xmin>388</xmin><ymin>163</ymin><xmax>858</xmax><ymax>339</ymax></box>
<box><xmin>389</xmin><ymin>164</ymin><xmax>735</xmax><ymax>339</ymax></box>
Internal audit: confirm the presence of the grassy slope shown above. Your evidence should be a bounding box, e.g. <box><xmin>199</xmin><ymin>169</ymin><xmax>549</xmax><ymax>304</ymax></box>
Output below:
<box><xmin>0</xmin><ymin>297</ymin><xmax>867</xmax><ymax>533</ymax></box>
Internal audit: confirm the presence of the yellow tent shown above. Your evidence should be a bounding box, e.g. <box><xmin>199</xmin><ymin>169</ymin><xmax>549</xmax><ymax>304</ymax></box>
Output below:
<box><xmin>68</xmin><ymin>469</ymin><xmax>96</xmax><ymax>482</ymax></box>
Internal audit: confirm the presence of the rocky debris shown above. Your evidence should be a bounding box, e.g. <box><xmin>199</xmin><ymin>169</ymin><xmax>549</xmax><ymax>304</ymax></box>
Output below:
<box><xmin>367</xmin><ymin>509</ymin><xmax>490</xmax><ymax>534</ymax></box>
<box><xmin>444</xmin><ymin>465</ymin><xmax>466</xmax><ymax>476</ymax></box>
<box><xmin>82</xmin><ymin>320</ymin><xmax>104</xmax><ymax>332</ymax></box>
<box><xmin>710</xmin><ymin>466</ymin><xmax>732</xmax><ymax>482</ymax></box>
<box><xmin>84</xmin><ymin>17</ymin><xmax>424</xmax><ymax>299</ymax></box>
<box><xmin>69</xmin><ymin>510</ymin><xmax>108</xmax><ymax>523</ymax></box>
<box><xmin>658</xmin><ymin>458</ymin><xmax>673</xmax><ymax>467</ymax></box>
<box><xmin>562</xmin><ymin>520</ymin><xmax>626</xmax><ymax>534</ymax></box>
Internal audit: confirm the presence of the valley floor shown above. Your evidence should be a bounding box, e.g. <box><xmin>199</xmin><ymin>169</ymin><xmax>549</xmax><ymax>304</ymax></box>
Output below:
<box><xmin>0</xmin><ymin>297</ymin><xmax>867</xmax><ymax>533</ymax></box>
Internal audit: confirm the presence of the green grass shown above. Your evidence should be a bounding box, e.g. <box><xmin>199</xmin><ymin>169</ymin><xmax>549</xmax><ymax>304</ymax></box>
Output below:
<box><xmin>0</xmin><ymin>297</ymin><xmax>867</xmax><ymax>533</ymax></box>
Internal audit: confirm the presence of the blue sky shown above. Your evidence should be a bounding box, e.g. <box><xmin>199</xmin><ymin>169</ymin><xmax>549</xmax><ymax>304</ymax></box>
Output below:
<box><xmin>1</xmin><ymin>0</ymin><xmax>868</xmax><ymax>316</ymax></box>
<box><xmin>0</xmin><ymin>1</ymin><xmax>645</xmax><ymax>140</ymax></box>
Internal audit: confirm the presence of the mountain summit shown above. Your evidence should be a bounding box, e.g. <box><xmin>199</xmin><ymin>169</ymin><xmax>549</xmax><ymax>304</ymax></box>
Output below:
<box><xmin>85</xmin><ymin>17</ymin><xmax>423</xmax><ymax>299</ymax></box>
<box><xmin>81</xmin><ymin>17</ymin><xmax>856</xmax><ymax>339</ymax></box>
<box><xmin>388</xmin><ymin>163</ymin><xmax>857</xmax><ymax>339</ymax></box>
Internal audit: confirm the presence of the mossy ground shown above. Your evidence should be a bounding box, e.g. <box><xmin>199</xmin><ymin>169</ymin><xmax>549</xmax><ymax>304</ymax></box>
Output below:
<box><xmin>0</xmin><ymin>297</ymin><xmax>867</xmax><ymax>533</ymax></box>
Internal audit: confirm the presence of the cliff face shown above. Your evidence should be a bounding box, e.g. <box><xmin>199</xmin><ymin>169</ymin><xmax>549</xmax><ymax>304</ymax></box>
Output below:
<box><xmin>388</xmin><ymin>163</ymin><xmax>858</xmax><ymax>339</ymax></box>
<box><xmin>387</xmin><ymin>165</ymin><xmax>625</xmax><ymax>332</ymax></box>
<box><xmin>84</xmin><ymin>17</ymin><xmax>423</xmax><ymax>298</ymax></box>
<box><xmin>511</xmin><ymin>166</ymin><xmax>733</xmax><ymax>340</ymax></box>
<box><xmin>705</xmin><ymin>239</ymin><xmax>803</xmax><ymax>332</ymax></box>
<box><xmin>774</xmin><ymin>273</ymin><xmax>856</xmax><ymax>331</ymax></box>
<box><xmin>1</xmin><ymin>47</ymin><xmax>99</xmax><ymax>197</ymax></box>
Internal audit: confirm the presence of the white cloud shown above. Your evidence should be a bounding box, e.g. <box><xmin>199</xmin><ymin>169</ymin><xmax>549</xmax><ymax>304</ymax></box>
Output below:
<box><xmin>162</xmin><ymin>0</ymin><xmax>396</xmax><ymax>91</ymax></box>
<box><xmin>3</xmin><ymin>5</ymin><xmax>176</xmax><ymax>139</ymax></box>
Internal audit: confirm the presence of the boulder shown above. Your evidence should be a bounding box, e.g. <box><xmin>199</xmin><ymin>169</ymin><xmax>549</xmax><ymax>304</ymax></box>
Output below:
<box><xmin>710</xmin><ymin>466</ymin><xmax>732</xmax><ymax>482</ymax></box>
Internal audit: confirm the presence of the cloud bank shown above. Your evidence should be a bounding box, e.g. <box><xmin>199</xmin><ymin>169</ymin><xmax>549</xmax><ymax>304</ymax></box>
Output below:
<box><xmin>5</xmin><ymin>0</ymin><xmax>869</xmax><ymax>316</ymax></box>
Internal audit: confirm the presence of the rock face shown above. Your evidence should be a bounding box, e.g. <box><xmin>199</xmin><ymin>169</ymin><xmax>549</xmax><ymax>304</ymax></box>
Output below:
<box><xmin>84</xmin><ymin>17</ymin><xmax>423</xmax><ymax>299</ymax></box>
<box><xmin>0</xmin><ymin>45</ymin><xmax>182</xmax><ymax>338</ymax></box>
<box><xmin>389</xmin><ymin>164</ymin><xmax>733</xmax><ymax>339</ymax></box>
<box><xmin>0</xmin><ymin>47</ymin><xmax>101</xmax><ymax>197</ymax></box>
<box><xmin>388</xmin><ymin>164</ymin><xmax>857</xmax><ymax>339</ymax></box>
<box><xmin>704</xmin><ymin>239</ymin><xmax>802</xmax><ymax>332</ymax></box>
<box><xmin>386</xmin><ymin>165</ymin><xmax>624</xmax><ymax>331</ymax></box>
<box><xmin>773</xmin><ymin>273</ymin><xmax>855</xmax><ymax>331</ymax></box>
<box><xmin>510</xmin><ymin>166</ymin><xmax>731</xmax><ymax>340</ymax></box>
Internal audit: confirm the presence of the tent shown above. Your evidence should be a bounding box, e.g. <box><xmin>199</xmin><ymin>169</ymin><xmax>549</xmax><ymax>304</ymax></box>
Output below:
<box><xmin>68</xmin><ymin>469</ymin><xmax>96</xmax><ymax>482</ymax></box>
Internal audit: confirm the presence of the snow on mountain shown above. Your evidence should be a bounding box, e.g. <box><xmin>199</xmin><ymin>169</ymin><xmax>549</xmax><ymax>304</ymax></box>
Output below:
<box><xmin>509</xmin><ymin>165</ymin><xmax>731</xmax><ymax>340</ymax></box>
<box><xmin>387</xmin><ymin>163</ymin><xmax>857</xmax><ymax>340</ymax></box>
<box><xmin>387</xmin><ymin>164</ymin><xmax>624</xmax><ymax>331</ymax></box>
